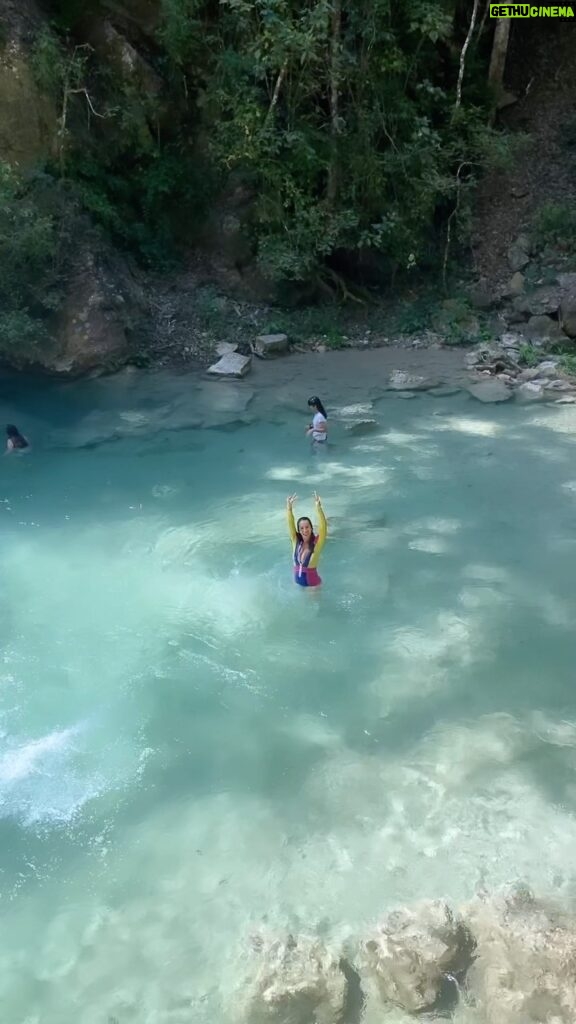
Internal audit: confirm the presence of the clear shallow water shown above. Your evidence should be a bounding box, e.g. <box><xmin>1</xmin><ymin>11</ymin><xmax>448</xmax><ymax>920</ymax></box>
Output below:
<box><xmin>2</xmin><ymin>369</ymin><xmax>576</xmax><ymax>1023</ymax></box>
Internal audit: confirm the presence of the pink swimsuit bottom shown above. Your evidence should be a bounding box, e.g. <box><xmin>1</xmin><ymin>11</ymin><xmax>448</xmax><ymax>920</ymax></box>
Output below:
<box><xmin>294</xmin><ymin>565</ymin><xmax>322</xmax><ymax>588</ymax></box>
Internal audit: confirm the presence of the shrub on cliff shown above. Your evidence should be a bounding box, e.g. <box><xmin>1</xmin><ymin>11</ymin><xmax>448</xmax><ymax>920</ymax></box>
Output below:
<box><xmin>0</xmin><ymin>164</ymin><xmax>66</xmax><ymax>357</ymax></box>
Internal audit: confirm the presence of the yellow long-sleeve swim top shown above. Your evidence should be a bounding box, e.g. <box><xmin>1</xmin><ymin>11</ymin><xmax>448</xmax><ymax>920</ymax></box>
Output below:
<box><xmin>287</xmin><ymin>503</ymin><xmax>327</xmax><ymax>586</ymax></box>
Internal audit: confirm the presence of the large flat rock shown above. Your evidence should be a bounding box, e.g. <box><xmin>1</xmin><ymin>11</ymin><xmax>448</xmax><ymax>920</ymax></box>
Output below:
<box><xmin>253</xmin><ymin>333</ymin><xmax>289</xmax><ymax>357</ymax></box>
<box><xmin>468</xmin><ymin>379</ymin><xmax>511</xmax><ymax>403</ymax></box>
<box><xmin>207</xmin><ymin>352</ymin><xmax>252</xmax><ymax>378</ymax></box>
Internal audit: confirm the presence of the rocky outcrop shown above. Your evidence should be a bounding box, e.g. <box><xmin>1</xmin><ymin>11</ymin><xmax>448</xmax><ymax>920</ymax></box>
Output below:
<box><xmin>464</xmin><ymin>333</ymin><xmax>575</xmax><ymax>402</ymax></box>
<box><xmin>461</xmin><ymin>887</ymin><xmax>576</xmax><ymax>1024</ymax></box>
<box><xmin>0</xmin><ymin>50</ymin><xmax>58</xmax><ymax>168</ymax></box>
<box><xmin>83</xmin><ymin>19</ymin><xmax>162</xmax><ymax>97</ymax></box>
<box><xmin>507</xmin><ymin>234</ymin><xmax>532</xmax><ymax>272</ymax></box>
<box><xmin>46</xmin><ymin>235</ymin><xmax>147</xmax><ymax>376</ymax></box>
<box><xmin>237</xmin><ymin>933</ymin><xmax>348</xmax><ymax>1024</ymax></box>
<box><xmin>231</xmin><ymin>888</ymin><xmax>576</xmax><ymax>1024</ymax></box>
<box><xmin>558</xmin><ymin>273</ymin><xmax>576</xmax><ymax>338</ymax></box>
<box><xmin>360</xmin><ymin>900</ymin><xmax>473</xmax><ymax>1014</ymax></box>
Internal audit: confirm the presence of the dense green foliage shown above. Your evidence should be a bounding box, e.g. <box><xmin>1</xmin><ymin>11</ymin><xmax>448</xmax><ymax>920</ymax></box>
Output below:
<box><xmin>0</xmin><ymin>165</ymin><xmax>65</xmax><ymax>355</ymax></box>
<box><xmin>32</xmin><ymin>0</ymin><xmax>504</xmax><ymax>287</ymax></box>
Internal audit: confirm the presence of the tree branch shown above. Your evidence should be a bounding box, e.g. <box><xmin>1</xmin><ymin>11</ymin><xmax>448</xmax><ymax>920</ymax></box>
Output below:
<box><xmin>454</xmin><ymin>0</ymin><xmax>480</xmax><ymax>113</ymax></box>
<box><xmin>442</xmin><ymin>161</ymin><xmax>469</xmax><ymax>290</ymax></box>
<box><xmin>327</xmin><ymin>0</ymin><xmax>342</xmax><ymax>205</ymax></box>
<box><xmin>265</xmin><ymin>60</ymin><xmax>288</xmax><ymax>123</ymax></box>
<box><xmin>68</xmin><ymin>87</ymin><xmax>107</xmax><ymax>119</ymax></box>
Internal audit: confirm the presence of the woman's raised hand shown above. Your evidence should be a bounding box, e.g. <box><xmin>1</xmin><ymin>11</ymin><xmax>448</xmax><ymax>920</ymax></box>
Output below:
<box><xmin>313</xmin><ymin>491</ymin><xmax>322</xmax><ymax>507</ymax></box>
<box><xmin>287</xmin><ymin>493</ymin><xmax>297</xmax><ymax>509</ymax></box>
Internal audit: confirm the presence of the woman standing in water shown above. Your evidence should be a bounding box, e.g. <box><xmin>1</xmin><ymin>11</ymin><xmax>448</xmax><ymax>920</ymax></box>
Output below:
<box><xmin>286</xmin><ymin>491</ymin><xmax>327</xmax><ymax>587</ymax></box>
<box><xmin>306</xmin><ymin>397</ymin><xmax>328</xmax><ymax>445</ymax></box>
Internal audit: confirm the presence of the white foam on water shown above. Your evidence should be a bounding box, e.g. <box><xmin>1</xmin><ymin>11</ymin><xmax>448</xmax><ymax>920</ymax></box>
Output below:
<box><xmin>427</xmin><ymin>415</ymin><xmax>502</xmax><ymax>437</ymax></box>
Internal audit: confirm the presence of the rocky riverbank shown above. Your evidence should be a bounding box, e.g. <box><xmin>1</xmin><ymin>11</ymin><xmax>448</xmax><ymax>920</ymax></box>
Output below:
<box><xmin>16</xmin><ymin>336</ymin><xmax>575</xmax><ymax>455</ymax></box>
<box><xmin>233</xmin><ymin>886</ymin><xmax>576</xmax><ymax>1024</ymax></box>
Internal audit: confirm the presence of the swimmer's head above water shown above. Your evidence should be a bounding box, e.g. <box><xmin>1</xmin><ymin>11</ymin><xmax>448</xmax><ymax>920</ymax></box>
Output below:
<box><xmin>307</xmin><ymin>396</ymin><xmax>327</xmax><ymax>418</ymax></box>
<box><xmin>296</xmin><ymin>516</ymin><xmax>315</xmax><ymax>546</ymax></box>
<box><xmin>6</xmin><ymin>424</ymin><xmax>29</xmax><ymax>451</ymax></box>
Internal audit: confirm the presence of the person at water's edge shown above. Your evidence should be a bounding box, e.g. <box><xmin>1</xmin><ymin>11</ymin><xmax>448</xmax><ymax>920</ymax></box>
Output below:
<box><xmin>6</xmin><ymin>424</ymin><xmax>29</xmax><ymax>452</ymax></box>
<box><xmin>306</xmin><ymin>397</ymin><xmax>328</xmax><ymax>444</ymax></box>
<box><xmin>287</xmin><ymin>492</ymin><xmax>327</xmax><ymax>587</ymax></box>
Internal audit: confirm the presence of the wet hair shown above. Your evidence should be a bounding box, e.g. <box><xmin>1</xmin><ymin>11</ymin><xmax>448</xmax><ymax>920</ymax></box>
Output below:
<box><xmin>307</xmin><ymin>396</ymin><xmax>327</xmax><ymax>419</ymax></box>
<box><xmin>296</xmin><ymin>516</ymin><xmax>316</xmax><ymax>551</ymax></box>
<box><xmin>6</xmin><ymin>424</ymin><xmax>28</xmax><ymax>448</ymax></box>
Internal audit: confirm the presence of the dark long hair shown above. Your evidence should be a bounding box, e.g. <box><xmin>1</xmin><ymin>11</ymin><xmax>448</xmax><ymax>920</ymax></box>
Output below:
<box><xmin>296</xmin><ymin>516</ymin><xmax>316</xmax><ymax>551</ymax></box>
<box><xmin>6</xmin><ymin>424</ymin><xmax>28</xmax><ymax>448</ymax></box>
<box><xmin>308</xmin><ymin>396</ymin><xmax>327</xmax><ymax>418</ymax></box>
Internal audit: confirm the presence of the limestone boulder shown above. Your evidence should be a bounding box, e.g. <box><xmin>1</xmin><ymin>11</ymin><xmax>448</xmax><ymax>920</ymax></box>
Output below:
<box><xmin>215</xmin><ymin>341</ymin><xmax>238</xmax><ymax>357</ymax></box>
<box><xmin>500</xmin><ymin>332</ymin><xmax>525</xmax><ymax>350</ymax></box>
<box><xmin>360</xmin><ymin>900</ymin><xmax>472</xmax><ymax>1013</ymax></box>
<box><xmin>523</xmin><ymin>315</ymin><xmax>564</xmax><ymax>343</ymax></box>
<box><xmin>558</xmin><ymin>273</ymin><xmax>576</xmax><ymax>338</ymax></box>
<box><xmin>512</xmin><ymin>285</ymin><xmax>561</xmax><ymax>319</ymax></box>
<box><xmin>48</xmin><ymin>237</ymin><xmax>147</xmax><ymax>376</ymax></box>
<box><xmin>516</xmin><ymin>381</ymin><xmax>545</xmax><ymax>401</ymax></box>
<box><xmin>461</xmin><ymin>887</ymin><xmax>576</xmax><ymax>1024</ymax></box>
<box><xmin>504</xmin><ymin>272</ymin><xmax>525</xmax><ymax>298</ymax></box>
<box><xmin>253</xmin><ymin>333</ymin><xmax>289</xmax><ymax>358</ymax></box>
<box><xmin>207</xmin><ymin>352</ymin><xmax>252</xmax><ymax>378</ymax></box>
<box><xmin>517</xmin><ymin>367</ymin><xmax>541</xmax><ymax>383</ymax></box>
<box><xmin>507</xmin><ymin>234</ymin><xmax>531</xmax><ymax>272</ymax></box>
<box><xmin>468</xmin><ymin>380</ymin><xmax>511</xmax><ymax>403</ymax></box>
<box><xmin>238</xmin><ymin>933</ymin><xmax>348</xmax><ymax>1024</ymax></box>
<box><xmin>468</xmin><ymin>277</ymin><xmax>497</xmax><ymax>310</ymax></box>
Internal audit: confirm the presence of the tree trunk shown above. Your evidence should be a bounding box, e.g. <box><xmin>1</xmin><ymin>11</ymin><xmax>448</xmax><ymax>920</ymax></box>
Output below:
<box><xmin>327</xmin><ymin>0</ymin><xmax>342</xmax><ymax>206</ymax></box>
<box><xmin>488</xmin><ymin>17</ymin><xmax>511</xmax><ymax>96</ymax></box>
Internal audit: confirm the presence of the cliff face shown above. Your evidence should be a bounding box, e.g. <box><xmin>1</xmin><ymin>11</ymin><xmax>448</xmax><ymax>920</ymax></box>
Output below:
<box><xmin>0</xmin><ymin>0</ymin><xmax>151</xmax><ymax>376</ymax></box>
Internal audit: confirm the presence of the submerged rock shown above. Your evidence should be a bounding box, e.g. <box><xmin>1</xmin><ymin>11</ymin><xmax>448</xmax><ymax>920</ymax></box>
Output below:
<box><xmin>461</xmin><ymin>887</ymin><xmax>576</xmax><ymax>1024</ymax></box>
<box><xmin>238</xmin><ymin>933</ymin><xmax>348</xmax><ymax>1024</ymax></box>
<box><xmin>360</xmin><ymin>900</ymin><xmax>473</xmax><ymax>1013</ymax></box>
<box><xmin>344</xmin><ymin>419</ymin><xmax>379</xmax><ymax>435</ymax></box>
<box><xmin>388</xmin><ymin>370</ymin><xmax>435</xmax><ymax>391</ymax></box>
<box><xmin>428</xmin><ymin>385</ymin><xmax>463</xmax><ymax>397</ymax></box>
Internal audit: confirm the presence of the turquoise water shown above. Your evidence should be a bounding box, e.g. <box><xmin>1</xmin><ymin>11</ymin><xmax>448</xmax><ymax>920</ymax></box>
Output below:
<box><xmin>1</xmin><ymin>366</ymin><xmax>576</xmax><ymax>1023</ymax></box>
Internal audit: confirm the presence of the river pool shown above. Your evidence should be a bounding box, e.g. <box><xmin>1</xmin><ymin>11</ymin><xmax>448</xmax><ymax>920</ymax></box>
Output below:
<box><xmin>1</xmin><ymin>356</ymin><xmax>576</xmax><ymax>1023</ymax></box>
